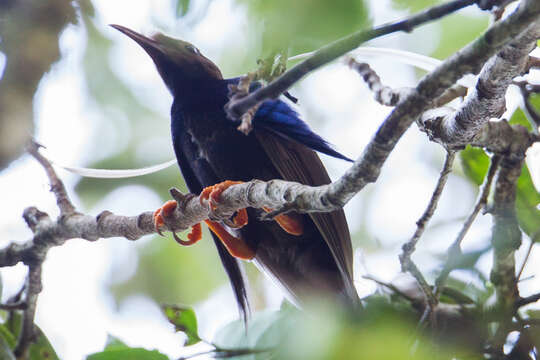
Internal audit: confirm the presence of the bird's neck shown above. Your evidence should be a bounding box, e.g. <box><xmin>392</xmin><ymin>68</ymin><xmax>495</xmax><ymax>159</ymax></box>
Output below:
<box><xmin>171</xmin><ymin>77</ymin><xmax>229</xmax><ymax>111</ymax></box>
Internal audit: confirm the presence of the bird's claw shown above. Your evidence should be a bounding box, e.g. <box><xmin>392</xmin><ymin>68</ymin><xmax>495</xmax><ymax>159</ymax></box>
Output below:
<box><xmin>153</xmin><ymin>200</ymin><xmax>178</xmax><ymax>236</ymax></box>
<box><xmin>200</xmin><ymin>181</ymin><xmax>248</xmax><ymax>229</ymax></box>
<box><xmin>153</xmin><ymin>200</ymin><xmax>202</xmax><ymax>246</ymax></box>
<box><xmin>262</xmin><ymin>207</ymin><xmax>304</xmax><ymax>236</ymax></box>
<box><xmin>172</xmin><ymin>223</ymin><xmax>202</xmax><ymax>246</ymax></box>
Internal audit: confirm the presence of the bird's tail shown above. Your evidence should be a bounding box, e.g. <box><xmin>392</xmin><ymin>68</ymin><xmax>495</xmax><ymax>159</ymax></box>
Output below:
<box><xmin>211</xmin><ymin>232</ymin><xmax>250</xmax><ymax>322</ymax></box>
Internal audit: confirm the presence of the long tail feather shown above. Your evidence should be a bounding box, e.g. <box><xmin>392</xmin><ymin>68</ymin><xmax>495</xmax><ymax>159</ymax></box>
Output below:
<box><xmin>211</xmin><ymin>233</ymin><xmax>250</xmax><ymax>322</ymax></box>
<box><xmin>50</xmin><ymin>158</ymin><xmax>177</xmax><ymax>178</ymax></box>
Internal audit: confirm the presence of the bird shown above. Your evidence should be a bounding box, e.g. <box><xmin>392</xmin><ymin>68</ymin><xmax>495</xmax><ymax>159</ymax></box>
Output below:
<box><xmin>110</xmin><ymin>24</ymin><xmax>359</xmax><ymax>319</ymax></box>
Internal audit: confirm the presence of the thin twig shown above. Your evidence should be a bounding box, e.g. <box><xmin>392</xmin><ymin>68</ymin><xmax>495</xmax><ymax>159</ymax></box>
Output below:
<box><xmin>400</xmin><ymin>151</ymin><xmax>456</xmax><ymax>315</ymax></box>
<box><xmin>0</xmin><ymin>302</ymin><xmax>27</xmax><ymax>310</ymax></box>
<box><xmin>516</xmin><ymin>80</ymin><xmax>540</xmax><ymax>133</ymax></box>
<box><xmin>434</xmin><ymin>154</ymin><xmax>501</xmax><ymax>295</ymax></box>
<box><xmin>400</xmin><ymin>151</ymin><xmax>456</xmax><ymax>259</ymax></box>
<box><xmin>516</xmin><ymin>292</ymin><xmax>540</xmax><ymax>308</ymax></box>
<box><xmin>432</xmin><ymin>84</ymin><xmax>468</xmax><ymax>108</ymax></box>
<box><xmin>526</xmin><ymin>55</ymin><xmax>540</xmax><ymax>73</ymax></box>
<box><xmin>13</xmin><ymin>265</ymin><xmax>42</xmax><ymax>357</ymax></box>
<box><xmin>26</xmin><ymin>141</ymin><xmax>75</xmax><ymax>216</ymax></box>
<box><xmin>362</xmin><ymin>275</ymin><xmax>417</xmax><ymax>303</ymax></box>
<box><xmin>347</xmin><ymin>58</ymin><xmax>410</xmax><ymax>106</ymax></box>
<box><xmin>225</xmin><ymin>0</ymin><xmax>478</xmax><ymax>120</ymax></box>
<box><xmin>517</xmin><ymin>240</ymin><xmax>534</xmax><ymax>281</ymax></box>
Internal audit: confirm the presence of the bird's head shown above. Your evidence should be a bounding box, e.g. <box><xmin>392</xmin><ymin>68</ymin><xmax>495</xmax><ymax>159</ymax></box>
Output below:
<box><xmin>111</xmin><ymin>24</ymin><xmax>222</xmax><ymax>95</ymax></box>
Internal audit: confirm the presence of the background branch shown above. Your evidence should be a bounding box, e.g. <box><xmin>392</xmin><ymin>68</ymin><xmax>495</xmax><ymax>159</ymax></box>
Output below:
<box><xmin>419</xmin><ymin>24</ymin><xmax>539</xmax><ymax>147</ymax></box>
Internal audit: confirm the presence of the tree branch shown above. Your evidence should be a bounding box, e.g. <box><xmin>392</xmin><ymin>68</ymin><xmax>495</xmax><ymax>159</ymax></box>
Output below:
<box><xmin>225</xmin><ymin>0</ymin><xmax>480</xmax><ymax>121</ymax></box>
<box><xmin>419</xmin><ymin>23</ymin><xmax>539</xmax><ymax>147</ymax></box>
<box><xmin>400</xmin><ymin>151</ymin><xmax>456</xmax><ymax>318</ymax></box>
<box><xmin>489</xmin><ymin>153</ymin><xmax>525</xmax><ymax>354</ymax></box>
<box><xmin>435</xmin><ymin>154</ymin><xmax>501</xmax><ymax>294</ymax></box>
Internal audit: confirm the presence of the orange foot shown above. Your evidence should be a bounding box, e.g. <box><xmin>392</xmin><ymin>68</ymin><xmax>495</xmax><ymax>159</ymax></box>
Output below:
<box><xmin>153</xmin><ymin>200</ymin><xmax>202</xmax><ymax>246</ymax></box>
<box><xmin>200</xmin><ymin>180</ymin><xmax>248</xmax><ymax>228</ymax></box>
<box><xmin>200</xmin><ymin>181</ymin><xmax>254</xmax><ymax>260</ymax></box>
<box><xmin>205</xmin><ymin>220</ymin><xmax>255</xmax><ymax>260</ymax></box>
<box><xmin>263</xmin><ymin>207</ymin><xmax>304</xmax><ymax>236</ymax></box>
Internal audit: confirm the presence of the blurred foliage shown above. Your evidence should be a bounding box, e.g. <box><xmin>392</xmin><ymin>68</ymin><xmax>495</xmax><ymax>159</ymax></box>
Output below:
<box><xmin>392</xmin><ymin>0</ymin><xmax>441</xmax><ymax>13</ymax></box>
<box><xmin>237</xmin><ymin>0</ymin><xmax>370</xmax><ymax>56</ymax></box>
<box><xmin>460</xmin><ymin>146</ymin><xmax>490</xmax><ymax>186</ymax></box>
<box><xmin>460</xmin><ymin>145</ymin><xmax>540</xmax><ymax>240</ymax></box>
<box><xmin>76</xmin><ymin>16</ymin><xmax>177</xmax><ymax>206</ymax></box>
<box><xmin>0</xmin><ymin>0</ymin><xmax>77</xmax><ymax>170</ymax></box>
<box><xmin>162</xmin><ymin>305</ymin><xmax>201</xmax><ymax>346</ymax></box>
<box><xmin>508</xmin><ymin>93</ymin><xmax>540</xmax><ymax>132</ymax></box>
<box><xmin>112</xmin><ymin>230</ymin><xmax>224</xmax><ymax>305</ymax></box>
<box><xmin>0</xmin><ymin>312</ymin><xmax>59</xmax><ymax>360</ymax></box>
<box><xmin>210</xmin><ymin>299</ymin><xmax>473</xmax><ymax>360</ymax></box>
<box><xmin>432</xmin><ymin>14</ymin><xmax>489</xmax><ymax>59</ymax></box>
<box><xmin>87</xmin><ymin>336</ymin><xmax>167</xmax><ymax>360</ymax></box>
<box><xmin>515</xmin><ymin>165</ymin><xmax>540</xmax><ymax>240</ymax></box>
<box><xmin>392</xmin><ymin>0</ymin><xmax>489</xmax><ymax>60</ymax></box>
<box><xmin>176</xmin><ymin>0</ymin><xmax>191</xmax><ymax>17</ymax></box>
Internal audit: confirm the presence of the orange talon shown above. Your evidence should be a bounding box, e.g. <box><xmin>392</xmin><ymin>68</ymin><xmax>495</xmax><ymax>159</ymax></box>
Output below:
<box><xmin>263</xmin><ymin>207</ymin><xmax>304</xmax><ymax>236</ymax></box>
<box><xmin>205</xmin><ymin>220</ymin><xmax>255</xmax><ymax>260</ymax></box>
<box><xmin>200</xmin><ymin>181</ymin><xmax>248</xmax><ymax>229</ymax></box>
<box><xmin>187</xmin><ymin>223</ymin><xmax>202</xmax><ymax>242</ymax></box>
<box><xmin>153</xmin><ymin>208</ymin><xmax>164</xmax><ymax>234</ymax></box>
<box><xmin>161</xmin><ymin>200</ymin><xmax>178</xmax><ymax>217</ymax></box>
<box><xmin>153</xmin><ymin>200</ymin><xmax>178</xmax><ymax>235</ymax></box>
<box><xmin>173</xmin><ymin>223</ymin><xmax>202</xmax><ymax>246</ymax></box>
<box><xmin>231</xmin><ymin>208</ymin><xmax>248</xmax><ymax>228</ymax></box>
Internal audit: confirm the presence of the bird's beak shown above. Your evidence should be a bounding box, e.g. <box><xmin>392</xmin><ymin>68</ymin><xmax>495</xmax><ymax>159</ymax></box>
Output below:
<box><xmin>110</xmin><ymin>24</ymin><xmax>164</xmax><ymax>58</ymax></box>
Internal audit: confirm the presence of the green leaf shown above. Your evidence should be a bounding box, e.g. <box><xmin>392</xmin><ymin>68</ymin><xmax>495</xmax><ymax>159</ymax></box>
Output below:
<box><xmin>88</xmin><ymin>336</ymin><xmax>168</xmax><ymax>360</ymax></box>
<box><xmin>515</xmin><ymin>164</ymin><xmax>540</xmax><ymax>240</ymax></box>
<box><xmin>176</xmin><ymin>0</ymin><xmax>190</xmax><ymax>17</ymax></box>
<box><xmin>1</xmin><ymin>312</ymin><xmax>59</xmax><ymax>360</ymax></box>
<box><xmin>461</xmin><ymin>143</ymin><xmax>540</xmax><ymax>239</ymax></box>
<box><xmin>460</xmin><ymin>146</ymin><xmax>490</xmax><ymax>185</ymax></box>
<box><xmin>509</xmin><ymin>93</ymin><xmax>540</xmax><ymax>132</ymax></box>
<box><xmin>28</xmin><ymin>327</ymin><xmax>59</xmax><ymax>360</ymax></box>
<box><xmin>213</xmin><ymin>310</ymin><xmax>292</xmax><ymax>359</ymax></box>
<box><xmin>87</xmin><ymin>348</ymin><xmax>168</xmax><ymax>360</ymax></box>
<box><xmin>102</xmin><ymin>335</ymin><xmax>128</xmax><ymax>351</ymax></box>
<box><xmin>0</xmin><ymin>335</ymin><xmax>15</xmax><ymax>360</ymax></box>
<box><xmin>0</xmin><ymin>324</ymin><xmax>16</xmax><ymax>349</ymax></box>
<box><xmin>162</xmin><ymin>305</ymin><xmax>201</xmax><ymax>346</ymax></box>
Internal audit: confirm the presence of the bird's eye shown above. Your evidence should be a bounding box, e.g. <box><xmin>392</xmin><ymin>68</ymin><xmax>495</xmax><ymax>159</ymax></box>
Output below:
<box><xmin>186</xmin><ymin>45</ymin><xmax>200</xmax><ymax>55</ymax></box>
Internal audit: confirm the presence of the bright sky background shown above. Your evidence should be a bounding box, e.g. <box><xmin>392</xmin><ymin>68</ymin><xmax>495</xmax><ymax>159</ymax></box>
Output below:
<box><xmin>0</xmin><ymin>1</ymin><xmax>539</xmax><ymax>359</ymax></box>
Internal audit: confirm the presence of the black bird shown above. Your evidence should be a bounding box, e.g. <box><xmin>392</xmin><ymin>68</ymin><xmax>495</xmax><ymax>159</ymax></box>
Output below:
<box><xmin>111</xmin><ymin>25</ymin><xmax>358</xmax><ymax>318</ymax></box>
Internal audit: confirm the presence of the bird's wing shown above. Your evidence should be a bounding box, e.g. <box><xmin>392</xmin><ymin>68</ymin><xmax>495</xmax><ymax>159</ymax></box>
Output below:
<box><xmin>253</xmin><ymin>99</ymin><xmax>353</xmax><ymax>162</ymax></box>
<box><xmin>253</xmin><ymin>127</ymin><xmax>355</xmax><ymax>295</ymax></box>
<box><xmin>224</xmin><ymin>78</ymin><xmax>352</xmax><ymax>162</ymax></box>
